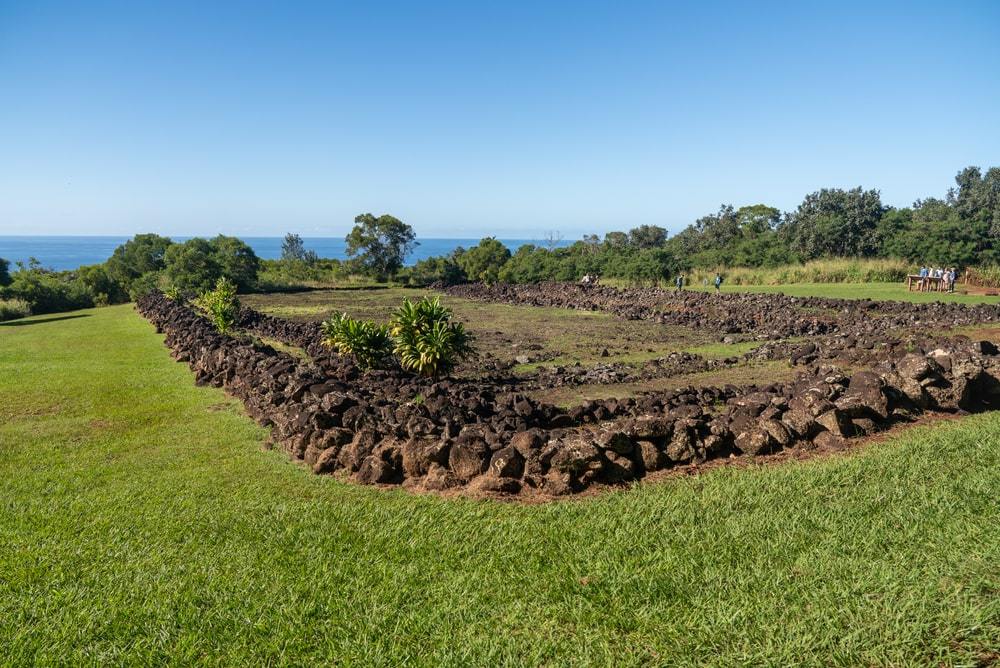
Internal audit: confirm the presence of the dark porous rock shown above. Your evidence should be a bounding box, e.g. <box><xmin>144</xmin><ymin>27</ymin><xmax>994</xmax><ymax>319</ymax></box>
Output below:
<box><xmin>338</xmin><ymin>429</ymin><xmax>380</xmax><ymax>472</ymax></box>
<box><xmin>637</xmin><ymin>440</ymin><xmax>667</xmax><ymax>472</ymax></box>
<box><xmin>355</xmin><ymin>454</ymin><xmax>401</xmax><ymax>485</ymax></box>
<box><xmin>602</xmin><ymin>451</ymin><xmax>638</xmax><ymax>482</ymax></box>
<box><xmin>550</xmin><ymin>437</ymin><xmax>603</xmax><ymax>477</ymax></box>
<box><xmin>448</xmin><ymin>439</ymin><xmax>491</xmax><ymax>481</ymax></box>
<box><xmin>312</xmin><ymin>446</ymin><xmax>341</xmax><ymax>474</ymax></box>
<box><xmin>781</xmin><ymin>400</ymin><xmax>819</xmax><ymax>438</ymax></box>
<box><xmin>665</xmin><ymin>420</ymin><xmax>699</xmax><ymax>462</ymax></box>
<box><xmin>760</xmin><ymin>419</ymin><xmax>793</xmax><ymax>448</ymax></box>
<box><xmin>402</xmin><ymin>437</ymin><xmax>450</xmax><ymax>477</ymax></box>
<box><xmin>812</xmin><ymin>430</ymin><xmax>846</xmax><ymax>450</ymax></box>
<box><xmin>596</xmin><ymin>430</ymin><xmax>634</xmax><ymax>456</ymax></box>
<box><xmin>851</xmin><ymin>418</ymin><xmax>880</xmax><ymax>435</ymax></box>
<box><xmin>510</xmin><ymin>429</ymin><xmax>545</xmax><ymax>458</ymax></box>
<box><xmin>542</xmin><ymin>470</ymin><xmax>574</xmax><ymax>495</ymax></box>
<box><xmin>734</xmin><ymin>427</ymin><xmax>774</xmax><ymax>456</ymax></box>
<box><xmin>489</xmin><ymin>446</ymin><xmax>525</xmax><ymax>479</ymax></box>
<box><xmin>470</xmin><ymin>474</ymin><xmax>522</xmax><ymax>495</ymax></box>
<box><xmin>835</xmin><ymin>371</ymin><xmax>890</xmax><ymax>421</ymax></box>
<box><xmin>815</xmin><ymin>408</ymin><xmax>853</xmax><ymax>438</ymax></box>
<box><xmin>423</xmin><ymin>463</ymin><xmax>459</xmax><ymax>491</ymax></box>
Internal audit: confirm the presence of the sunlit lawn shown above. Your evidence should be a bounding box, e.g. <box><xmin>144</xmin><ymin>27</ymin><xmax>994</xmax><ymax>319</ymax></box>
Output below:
<box><xmin>1</xmin><ymin>305</ymin><xmax>998</xmax><ymax>664</ymax></box>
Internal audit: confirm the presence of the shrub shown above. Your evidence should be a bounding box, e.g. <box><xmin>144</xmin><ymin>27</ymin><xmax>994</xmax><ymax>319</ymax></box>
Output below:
<box><xmin>389</xmin><ymin>296</ymin><xmax>473</xmax><ymax>377</ymax></box>
<box><xmin>2</xmin><ymin>260</ymin><xmax>94</xmax><ymax>314</ymax></box>
<box><xmin>164</xmin><ymin>285</ymin><xmax>183</xmax><ymax>301</ymax></box>
<box><xmin>320</xmin><ymin>312</ymin><xmax>393</xmax><ymax>369</ymax></box>
<box><xmin>0</xmin><ymin>298</ymin><xmax>31</xmax><ymax>322</ymax></box>
<box><xmin>194</xmin><ymin>277</ymin><xmax>240</xmax><ymax>334</ymax></box>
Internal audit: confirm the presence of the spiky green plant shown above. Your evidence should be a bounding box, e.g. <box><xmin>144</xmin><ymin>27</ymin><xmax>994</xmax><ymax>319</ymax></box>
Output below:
<box><xmin>193</xmin><ymin>277</ymin><xmax>240</xmax><ymax>334</ymax></box>
<box><xmin>320</xmin><ymin>312</ymin><xmax>393</xmax><ymax>369</ymax></box>
<box><xmin>389</xmin><ymin>296</ymin><xmax>474</xmax><ymax>377</ymax></box>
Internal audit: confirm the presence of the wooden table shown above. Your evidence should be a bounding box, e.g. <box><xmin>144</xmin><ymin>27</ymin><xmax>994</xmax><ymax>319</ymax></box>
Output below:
<box><xmin>906</xmin><ymin>274</ymin><xmax>946</xmax><ymax>292</ymax></box>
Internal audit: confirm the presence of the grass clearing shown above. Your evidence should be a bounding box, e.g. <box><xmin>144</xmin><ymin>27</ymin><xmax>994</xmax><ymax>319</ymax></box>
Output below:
<box><xmin>244</xmin><ymin>288</ymin><xmax>732</xmax><ymax>369</ymax></box>
<box><xmin>1</xmin><ymin>305</ymin><xmax>999</xmax><ymax>664</ymax></box>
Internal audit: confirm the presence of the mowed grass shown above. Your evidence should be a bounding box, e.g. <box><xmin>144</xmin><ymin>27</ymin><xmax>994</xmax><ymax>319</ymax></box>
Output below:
<box><xmin>691</xmin><ymin>281</ymin><xmax>1000</xmax><ymax>304</ymax></box>
<box><xmin>2</xmin><ymin>306</ymin><xmax>999</xmax><ymax>665</ymax></box>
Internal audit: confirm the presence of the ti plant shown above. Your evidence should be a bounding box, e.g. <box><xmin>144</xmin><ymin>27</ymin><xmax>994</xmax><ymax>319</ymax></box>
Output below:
<box><xmin>320</xmin><ymin>312</ymin><xmax>393</xmax><ymax>370</ymax></box>
<box><xmin>389</xmin><ymin>296</ymin><xmax>474</xmax><ymax>377</ymax></box>
<box><xmin>193</xmin><ymin>277</ymin><xmax>240</xmax><ymax>334</ymax></box>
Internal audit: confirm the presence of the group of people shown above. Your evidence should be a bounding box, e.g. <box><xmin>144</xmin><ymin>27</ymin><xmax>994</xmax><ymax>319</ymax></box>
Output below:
<box><xmin>675</xmin><ymin>273</ymin><xmax>724</xmax><ymax>292</ymax></box>
<box><xmin>917</xmin><ymin>265</ymin><xmax>958</xmax><ymax>292</ymax></box>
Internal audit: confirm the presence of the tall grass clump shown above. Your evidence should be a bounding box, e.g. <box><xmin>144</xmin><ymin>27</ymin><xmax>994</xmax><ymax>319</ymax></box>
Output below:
<box><xmin>689</xmin><ymin>258</ymin><xmax>913</xmax><ymax>286</ymax></box>
<box><xmin>0</xmin><ymin>298</ymin><xmax>31</xmax><ymax>322</ymax></box>
<box><xmin>963</xmin><ymin>265</ymin><xmax>1000</xmax><ymax>288</ymax></box>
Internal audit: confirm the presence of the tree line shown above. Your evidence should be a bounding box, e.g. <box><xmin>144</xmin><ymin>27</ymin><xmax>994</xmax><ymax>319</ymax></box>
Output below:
<box><xmin>401</xmin><ymin>165</ymin><xmax>1000</xmax><ymax>286</ymax></box>
<box><xmin>1</xmin><ymin>165</ymin><xmax>997</xmax><ymax>319</ymax></box>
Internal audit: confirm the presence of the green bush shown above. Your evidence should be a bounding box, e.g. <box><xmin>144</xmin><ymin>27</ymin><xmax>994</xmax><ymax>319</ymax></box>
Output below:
<box><xmin>0</xmin><ymin>298</ymin><xmax>31</xmax><ymax>322</ymax></box>
<box><xmin>320</xmin><ymin>312</ymin><xmax>393</xmax><ymax>369</ymax></box>
<box><xmin>193</xmin><ymin>277</ymin><xmax>240</xmax><ymax>334</ymax></box>
<box><xmin>398</xmin><ymin>256</ymin><xmax>466</xmax><ymax>287</ymax></box>
<box><xmin>1</xmin><ymin>260</ymin><xmax>94</xmax><ymax>314</ymax></box>
<box><xmin>389</xmin><ymin>296</ymin><xmax>473</xmax><ymax>377</ymax></box>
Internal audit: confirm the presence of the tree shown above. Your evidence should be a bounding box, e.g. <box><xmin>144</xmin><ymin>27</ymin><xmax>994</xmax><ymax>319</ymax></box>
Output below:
<box><xmin>106</xmin><ymin>234</ymin><xmax>173</xmax><ymax>288</ymax></box>
<box><xmin>0</xmin><ymin>258</ymin><xmax>10</xmax><ymax>287</ymax></box>
<box><xmin>164</xmin><ymin>239</ymin><xmax>222</xmax><ymax>293</ymax></box>
<box><xmin>627</xmin><ymin>224</ymin><xmax>668</xmax><ymax>249</ymax></box>
<box><xmin>455</xmin><ymin>237</ymin><xmax>511</xmax><ymax>283</ymax></box>
<box><xmin>949</xmin><ymin>165</ymin><xmax>1000</xmax><ymax>237</ymax></box>
<box><xmin>345</xmin><ymin>213</ymin><xmax>417</xmax><ymax>279</ymax></box>
<box><xmin>210</xmin><ymin>235</ymin><xmax>260</xmax><ymax>291</ymax></box>
<box><xmin>603</xmin><ymin>231</ymin><xmax>628</xmax><ymax>249</ymax></box>
<box><xmin>281</xmin><ymin>233</ymin><xmax>307</xmax><ymax>262</ymax></box>
<box><xmin>782</xmin><ymin>187</ymin><xmax>886</xmax><ymax>259</ymax></box>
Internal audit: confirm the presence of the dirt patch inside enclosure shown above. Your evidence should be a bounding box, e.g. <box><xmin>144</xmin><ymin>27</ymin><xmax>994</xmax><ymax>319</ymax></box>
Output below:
<box><xmin>137</xmin><ymin>282</ymin><xmax>1000</xmax><ymax>501</ymax></box>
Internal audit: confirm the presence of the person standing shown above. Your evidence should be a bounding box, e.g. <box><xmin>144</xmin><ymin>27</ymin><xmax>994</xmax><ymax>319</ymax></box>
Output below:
<box><xmin>675</xmin><ymin>274</ymin><xmax>684</xmax><ymax>291</ymax></box>
<box><xmin>714</xmin><ymin>273</ymin><xmax>723</xmax><ymax>293</ymax></box>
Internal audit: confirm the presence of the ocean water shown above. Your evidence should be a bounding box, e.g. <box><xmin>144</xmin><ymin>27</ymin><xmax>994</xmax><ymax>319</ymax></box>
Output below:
<box><xmin>0</xmin><ymin>236</ymin><xmax>571</xmax><ymax>272</ymax></box>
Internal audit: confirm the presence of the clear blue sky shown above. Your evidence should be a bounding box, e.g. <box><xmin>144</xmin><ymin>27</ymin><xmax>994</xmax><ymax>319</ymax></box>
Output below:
<box><xmin>1</xmin><ymin>0</ymin><xmax>998</xmax><ymax>239</ymax></box>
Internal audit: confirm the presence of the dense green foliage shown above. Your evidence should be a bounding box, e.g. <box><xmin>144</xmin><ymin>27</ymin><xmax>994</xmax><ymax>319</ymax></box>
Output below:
<box><xmin>193</xmin><ymin>277</ymin><xmax>241</xmax><ymax>334</ymax></box>
<box><xmin>164</xmin><ymin>236</ymin><xmax>260</xmax><ymax>293</ymax></box>
<box><xmin>389</xmin><ymin>296</ymin><xmax>474</xmax><ymax>377</ymax></box>
<box><xmin>345</xmin><ymin>213</ymin><xmax>417</xmax><ymax>280</ymax></box>
<box><xmin>320</xmin><ymin>312</ymin><xmax>393</xmax><ymax>369</ymax></box>
<box><xmin>0</xmin><ymin>258</ymin><xmax>11</xmax><ymax>287</ymax></box>
<box><xmin>106</xmin><ymin>233</ymin><xmax>172</xmax><ymax>297</ymax></box>
<box><xmin>2</xmin><ymin>305</ymin><xmax>998</xmax><ymax>664</ymax></box>
<box><xmin>454</xmin><ymin>237</ymin><xmax>511</xmax><ymax>283</ymax></box>
<box><xmin>401</xmin><ymin>165</ymin><xmax>1000</xmax><ymax>286</ymax></box>
<box><xmin>0</xmin><ymin>234</ymin><xmax>263</xmax><ymax>319</ymax></box>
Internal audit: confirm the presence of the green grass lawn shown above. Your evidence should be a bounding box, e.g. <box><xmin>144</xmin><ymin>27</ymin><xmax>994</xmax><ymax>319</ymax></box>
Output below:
<box><xmin>2</xmin><ymin>305</ymin><xmax>999</xmax><ymax>665</ymax></box>
<box><xmin>690</xmin><ymin>281</ymin><xmax>1000</xmax><ymax>304</ymax></box>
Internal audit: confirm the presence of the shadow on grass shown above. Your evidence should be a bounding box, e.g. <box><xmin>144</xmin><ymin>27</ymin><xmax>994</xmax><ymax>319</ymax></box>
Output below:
<box><xmin>0</xmin><ymin>314</ymin><xmax>90</xmax><ymax>327</ymax></box>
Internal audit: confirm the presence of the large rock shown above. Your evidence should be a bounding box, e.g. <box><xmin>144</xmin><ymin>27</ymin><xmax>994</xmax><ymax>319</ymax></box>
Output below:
<box><xmin>637</xmin><ymin>440</ymin><xmax>667</xmax><ymax>472</ymax></box>
<box><xmin>550</xmin><ymin>437</ymin><xmax>603</xmax><ymax>476</ymax></box>
<box><xmin>402</xmin><ymin>437</ymin><xmax>450</xmax><ymax>477</ymax></box>
<box><xmin>488</xmin><ymin>446</ymin><xmax>525</xmax><ymax>479</ymax></box>
<box><xmin>448</xmin><ymin>440</ymin><xmax>490</xmax><ymax>481</ymax></box>
<box><xmin>835</xmin><ymin>371</ymin><xmax>890</xmax><ymax>421</ymax></box>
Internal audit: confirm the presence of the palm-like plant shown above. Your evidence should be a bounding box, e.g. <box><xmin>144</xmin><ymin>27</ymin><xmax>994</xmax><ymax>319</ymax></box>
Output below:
<box><xmin>320</xmin><ymin>312</ymin><xmax>392</xmax><ymax>369</ymax></box>
<box><xmin>389</xmin><ymin>296</ymin><xmax>474</xmax><ymax>377</ymax></box>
